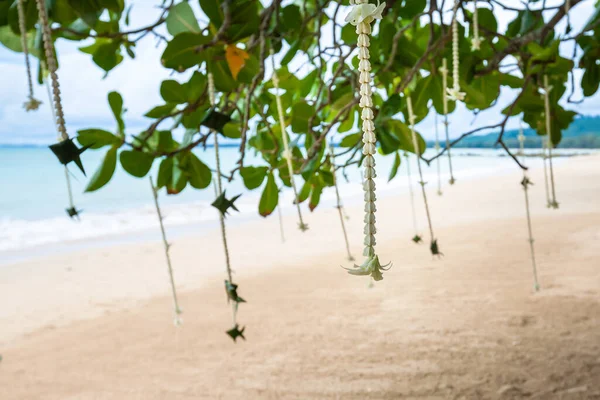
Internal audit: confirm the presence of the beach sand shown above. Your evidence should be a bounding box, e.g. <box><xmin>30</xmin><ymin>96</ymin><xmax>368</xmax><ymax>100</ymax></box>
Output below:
<box><xmin>1</xmin><ymin>155</ymin><xmax>599</xmax><ymax>399</ymax></box>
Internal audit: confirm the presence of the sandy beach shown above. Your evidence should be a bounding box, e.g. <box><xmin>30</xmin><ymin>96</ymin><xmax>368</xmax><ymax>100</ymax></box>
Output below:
<box><xmin>1</xmin><ymin>154</ymin><xmax>599</xmax><ymax>399</ymax></box>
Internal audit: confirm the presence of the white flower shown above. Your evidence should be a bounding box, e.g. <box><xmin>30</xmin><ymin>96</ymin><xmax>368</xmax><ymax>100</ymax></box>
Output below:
<box><xmin>470</xmin><ymin>37</ymin><xmax>482</xmax><ymax>51</ymax></box>
<box><xmin>446</xmin><ymin>87</ymin><xmax>466</xmax><ymax>102</ymax></box>
<box><xmin>345</xmin><ymin>1</ymin><xmax>386</xmax><ymax>26</ymax></box>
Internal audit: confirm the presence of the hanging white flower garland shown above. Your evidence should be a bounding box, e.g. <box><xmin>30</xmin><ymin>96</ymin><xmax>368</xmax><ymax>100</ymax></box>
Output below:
<box><xmin>447</xmin><ymin>0</ymin><xmax>465</xmax><ymax>102</ymax></box>
<box><xmin>343</xmin><ymin>0</ymin><xmax>390</xmax><ymax>281</ymax></box>
<box><xmin>439</xmin><ymin>58</ymin><xmax>456</xmax><ymax>184</ymax></box>
<box><xmin>271</xmin><ymin>48</ymin><xmax>308</xmax><ymax>231</ymax></box>
<box><xmin>471</xmin><ymin>0</ymin><xmax>482</xmax><ymax>51</ymax></box>
<box><xmin>542</xmin><ymin>75</ymin><xmax>559</xmax><ymax>209</ymax></box>
<box><xmin>17</xmin><ymin>0</ymin><xmax>40</xmax><ymax>111</ymax></box>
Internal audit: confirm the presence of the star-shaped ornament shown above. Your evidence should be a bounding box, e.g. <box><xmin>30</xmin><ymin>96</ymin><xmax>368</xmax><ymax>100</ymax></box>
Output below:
<box><xmin>23</xmin><ymin>97</ymin><xmax>42</xmax><ymax>111</ymax></box>
<box><xmin>49</xmin><ymin>138</ymin><xmax>90</xmax><ymax>175</ymax></box>
<box><xmin>430</xmin><ymin>239</ymin><xmax>443</xmax><ymax>257</ymax></box>
<box><xmin>226</xmin><ymin>324</ymin><xmax>246</xmax><ymax>342</ymax></box>
<box><xmin>470</xmin><ymin>37</ymin><xmax>482</xmax><ymax>51</ymax></box>
<box><xmin>412</xmin><ymin>234</ymin><xmax>423</xmax><ymax>244</ymax></box>
<box><xmin>345</xmin><ymin>1</ymin><xmax>386</xmax><ymax>25</ymax></box>
<box><xmin>446</xmin><ymin>88</ymin><xmax>466</xmax><ymax>102</ymax></box>
<box><xmin>65</xmin><ymin>207</ymin><xmax>82</xmax><ymax>220</ymax></box>
<box><xmin>225</xmin><ymin>280</ymin><xmax>246</xmax><ymax>305</ymax></box>
<box><xmin>211</xmin><ymin>191</ymin><xmax>241</xmax><ymax>217</ymax></box>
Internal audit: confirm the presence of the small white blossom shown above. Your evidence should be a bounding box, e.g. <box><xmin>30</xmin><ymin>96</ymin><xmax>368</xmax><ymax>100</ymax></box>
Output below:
<box><xmin>446</xmin><ymin>87</ymin><xmax>466</xmax><ymax>102</ymax></box>
<box><xmin>470</xmin><ymin>37</ymin><xmax>482</xmax><ymax>51</ymax></box>
<box><xmin>345</xmin><ymin>1</ymin><xmax>385</xmax><ymax>26</ymax></box>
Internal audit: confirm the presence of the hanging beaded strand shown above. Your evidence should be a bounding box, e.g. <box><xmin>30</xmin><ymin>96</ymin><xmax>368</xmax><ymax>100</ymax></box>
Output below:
<box><xmin>208</xmin><ymin>73</ymin><xmax>245</xmax><ymax>341</ymax></box>
<box><xmin>434</xmin><ymin>113</ymin><xmax>442</xmax><ymax>196</ymax></box>
<box><xmin>36</xmin><ymin>0</ymin><xmax>68</xmax><ymax>142</ymax></box>
<box><xmin>17</xmin><ymin>0</ymin><xmax>40</xmax><ymax>111</ymax></box>
<box><xmin>518</xmin><ymin>123</ymin><xmax>540</xmax><ymax>292</ymax></box>
<box><xmin>447</xmin><ymin>0</ymin><xmax>465</xmax><ymax>102</ymax></box>
<box><xmin>149</xmin><ymin>177</ymin><xmax>183</xmax><ymax>325</ymax></box>
<box><xmin>405</xmin><ymin>152</ymin><xmax>422</xmax><ymax>244</ymax></box>
<box><xmin>543</xmin><ymin>75</ymin><xmax>559</xmax><ymax>209</ymax></box>
<box><xmin>440</xmin><ymin>58</ymin><xmax>456</xmax><ymax>184</ymax></box>
<box><xmin>407</xmin><ymin>95</ymin><xmax>441</xmax><ymax>256</ymax></box>
<box><xmin>329</xmin><ymin>142</ymin><xmax>354</xmax><ymax>261</ymax></box>
<box><xmin>343</xmin><ymin>0</ymin><xmax>390</xmax><ymax>281</ymax></box>
<box><xmin>270</xmin><ymin>48</ymin><xmax>308</xmax><ymax>231</ymax></box>
<box><xmin>471</xmin><ymin>0</ymin><xmax>481</xmax><ymax>51</ymax></box>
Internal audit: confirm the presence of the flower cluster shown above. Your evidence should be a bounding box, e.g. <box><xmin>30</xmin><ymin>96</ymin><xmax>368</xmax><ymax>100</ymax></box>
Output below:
<box><xmin>447</xmin><ymin>1</ymin><xmax>465</xmax><ymax>102</ymax></box>
<box><xmin>343</xmin><ymin>0</ymin><xmax>390</xmax><ymax>281</ymax></box>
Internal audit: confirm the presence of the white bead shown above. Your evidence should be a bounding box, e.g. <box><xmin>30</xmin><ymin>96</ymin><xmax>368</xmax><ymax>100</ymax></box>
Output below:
<box><xmin>361</xmin><ymin>108</ymin><xmax>373</xmax><ymax>120</ymax></box>
<box><xmin>362</xmin><ymin>120</ymin><xmax>375</xmax><ymax>132</ymax></box>
<box><xmin>364</xmin><ymin>191</ymin><xmax>376</xmax><ymax>202</ymax></box>
<box><xmin>364</xmin><ymin>212</ymin><xmax>376</xmax><ymax>224</ymax></box>
<box><xmin>359</xmin><ymin>59</ymin><xmax>371</xmax><ymax>71</ymax></box>
<box><xmin>357</xmin><ymin>34</ymin><xmax>370</xmax><ymax>47</ymax></box>
<box><xmin>359</xmin><ymin>96</ymin><xmax>373</xmax><ymax>108</ymax></box>
<box><xmin>360</xmin><ymin>83</ymin><xmax>372</xmax><ymax>96</ymax></box>
<box><xmin>359</xmin><ymin>71</ymin><xmax>371</xmax><ymax>84</ymax></box>
<box><xmin>364</xmin><ymin>234</ymin><xmax>376</xmax><ymax>246</ymax></box>
<box><xmin>363</xmin><ymin>179</ymin><xmax>375</xmax><ymax>191</ymax></box>
<box><xmin>364</xmin><ymin>201</ymin><xmax>377</xmax><ymax>213</ymax></box>
<box><xmin>362</xmin><ymin>142</ymin><xmax>376</xmax><ymax>155</ymax></box>
<box><xmin>359</xmin><ymin>47</ymin><xmax>370</xmax><ymax>60</ymax></box>
<box><xmin>363</xmin><ymin>155</ymin><xmax>375</xmax><ymax>167</ymax></box>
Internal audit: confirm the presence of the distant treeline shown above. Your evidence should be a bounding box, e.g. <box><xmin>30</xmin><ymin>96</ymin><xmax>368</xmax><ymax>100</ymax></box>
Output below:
<box><xmin>429</xmin><ymin>115</ymin><xmax>600</xmax><ymax>149</ymax></box>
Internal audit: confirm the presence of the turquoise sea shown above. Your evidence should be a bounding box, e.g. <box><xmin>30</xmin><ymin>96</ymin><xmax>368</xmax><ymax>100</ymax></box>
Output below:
<box><xmin>0</xmin><ymin>145</ymin><xmax>591</xmax><ymax>258</ymax></box>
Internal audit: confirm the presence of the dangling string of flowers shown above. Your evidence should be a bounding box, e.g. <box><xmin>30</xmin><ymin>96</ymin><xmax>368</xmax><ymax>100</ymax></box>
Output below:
<box><xmin>270</xmin><ymin>48</ymin><xmax>308</xmax><ymax>232</ymax></box>
<box><xmin>208</xmin><ymin>73</ymin><xmax>245</xmax><ymax>342</ymax></box>
<box><xmin>434</xmin><ymin>113</ymin><xmax>442</xmax><ymax>196</ymax></box>
<box><xmin>149</xmin><ymin>177</ymin><xmax>183</xmax><ymax>325</ymax></box>
<box><xmin>470</xmin><ymin>0</ymin><xmax>482</xmax><ymax>51</ymax></box>
<box><xmin>329</xmin><ymin>142</ymin><xmax>354</xmax><ymax>261</ymax></box>
<box><xmin>543</xmin><ymin>75</ymin><xmax>559</xmax><ymax>209</ymax></box>
<box><xmin>343</xmin><ymin>0</ymin><xmax>390</xmax><ymax>281</ymax></box>
<box><xmin>405</xmin><ymin>152</ymin><xmax>422</xmax><ymax>244</ymax></box>
<box><xmin>517</xmin><ymin>121</ymin><xmax>526</xmax><ymax>157</ymax></box>
<box><xmin>440</xmin><ymin>58</ymin><xmax>456</xmax><ymax>185</ymax></box>
<box><xmin>407</xmin><ymin>95</ymin><xmax>441</xmax><ymax>256</ymax></box>
<box><xmin>447</xmin><ymin>0</ymin><xmax>465</xmax><ymax>102</ymax></box>
<box><xmin>518</xmin><ymin>124</ymin><xmax>540</xmax><ymax>292</ymax></box>
<box><xmin>277</xmin><ymin>200</ymin><xmax>285</xmax><ymax>243</ymax></box>
<box><xmin>36</xmin><ymin>0</ymin><xmax>67</xmax><ymax>142</ymax></box>
<box><xmin>17</xmin><ymin>0</ymin><xmax>40</xmax><ymax>111</ymax></box>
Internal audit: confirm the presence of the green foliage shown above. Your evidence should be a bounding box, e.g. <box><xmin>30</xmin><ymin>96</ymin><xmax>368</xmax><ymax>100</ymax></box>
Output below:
<box><xmin>0</xmin><ymin>0</ymin><xmax>592</xmax><ymax>213</ymax></box>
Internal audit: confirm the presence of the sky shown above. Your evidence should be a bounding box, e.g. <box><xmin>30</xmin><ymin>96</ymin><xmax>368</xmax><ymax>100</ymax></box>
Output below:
<box><xmin>0</xmin><ymin>0</ymin><xmax>599</xmax><ymax>145</ymax></box>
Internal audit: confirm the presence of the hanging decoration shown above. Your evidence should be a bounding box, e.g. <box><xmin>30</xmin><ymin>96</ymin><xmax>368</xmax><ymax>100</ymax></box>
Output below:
<box><xmin>470</xmin><ymin>0</ymin><xmax>482</xmax><ymax>51</ymax></box>
<box><xmin>36</xmin><ymin>0</ymin><xmax>88</xmax><ymax>219</ymax></box>
<box><xmin>447</xmin><ymin>1</ymin><xmax>465</xmax><ymax>102</ymax></box>
<box><xmin>329</xmin><ymin>143</ymin><xmax>354</xmax><ymax>261</ymax></box>
<box><xmin>271</xmin><ymin>48</ymin><xmax>308</xmax><ymax>232</ymax></box>
<box><xmin>518</xmin><ymin>124</ymin><xmax>540</xmax><ymax>292</ymax></box>
<box><xmin>407</xmin><ymin>95</ymin><xmax>442</xmax><ymax>257</ymax></box>
<box><xmin>405</xmin><ymin>152</ymin><xmax>422</xmax><ymax>244</ymax></box>
<box><xmin>17</xmin><ymin>0</ymin><xmax>40</xmax><ymax>111</ymax></box>
<box><xmin>439</xmin><ymin>58</ymin><xmax>456</xmax><ymax>185</ymax></box>
<box><xmin>434</xmin><ymin>113</ymin><xmax>442</xmax><ymax>196</ymax></box>
<box><xmin>208</xmin><ymin>72</ymin><xmax>246</xmax><ymax>342</ymax></box>
<box><xmin>517</xmin><ymin>121</ymin><xmax>526</xmax><ymax>157</ymax></box>
<box><xmin>543</xmin><ymin>75</ymin><xmax>559</xmax><ymax>209</ymax></box>
<box><xmin>149</xmin><ymin>177</ymin><xmax>183</xmax><ymax>325</ymax></box>
<box><xmin>343</xmin><ymin>0</ymin><xmax>390</xmax><ymax>281</ymax></box>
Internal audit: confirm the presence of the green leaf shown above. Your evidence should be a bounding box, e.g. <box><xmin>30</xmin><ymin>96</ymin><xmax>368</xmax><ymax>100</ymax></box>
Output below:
<box><xmin>308</xmin><ymin>182</ymin><xmax>323</xmax><ymax>211</ymax></box>
<box><xmin>199</xmin><ymin>0</ymin><xmax>223</xmax><ymax>27</ymax></box>
<box><xmin>223</xmin><ymin>122</ymin><xmax>241</xmax><ymax>138</ymax></box>
<box><xmin>582</xmin><ymin>62</ymin><xmax>600</xmax><ymax>97</ymax></box>
<box><xmin>85</xmin><ymin>147</ymin><xmax>118</xmax><ymax>192</ymax></box>
<box><xmin>166</xmin><ymin>2</ymin><xmax>201</xmax><ymax>36</ymax></box>
<box><xmin>77</xmin><ymin>129</ymin><xmax>121</xmax><ymax>149</ymax></box>
<box><xmin>145</xmin><ymin>103</ymin><xmax>177</xmax><ymax>119</ymax></box>
<box><xmin>340</xmin><ymin>133</ymin><xmax>361</xmax><ymax>148</ymax></box>
<box><xmin>291</xmin><ymin>101</ymin><xmax>316</xmax><ymax>133</ymax></box>
<box><xmin>208</xmin><ymin>60</ymin><xmax>238</xmax><ymax>92</ymax></box>
<box><xmin>91</xmin><ymin>41</ymin><xmax>123</xmax><ymax>72</ymax></box>
<box><xmin>161</xmin><ymin>33</ymin><xmax>210</xmax><ymax>71</ymax></box>
<box><xmin>119</xmin><ymin>150</ymin><xmax>154</xmax><ymax>178</ymax></box>
<box><xmin>259</xmin><ymin>172</ymin><xmax>278</xmax><ymax>217</ymax></box>
<box><xmin>108</xmin><ymin>91</ymin><xmax>125</xmax><ymax>135</ymax></box>
<box><xmin>157</xmin><ymin>157</ymin><xmax>174</xmax><ymax>188</ymax></box>
<box><xmin>185</xmin><ymin>153</ymin><xmax>212</xmax><ymax>189</ymax></box>
<box><xmin>240</xmin><ymin>166</ymin><xmax>268</xmax><ymax>190</ymax></box>
<box><xmin>160</xmin><ymin>80</ymin><xmax>188</xmax><ymax>104</ymax></box>
<box><xmin>388</xmin><ymin>152</ymin><xmax>401</xmax><ymax>182</ymax></box>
